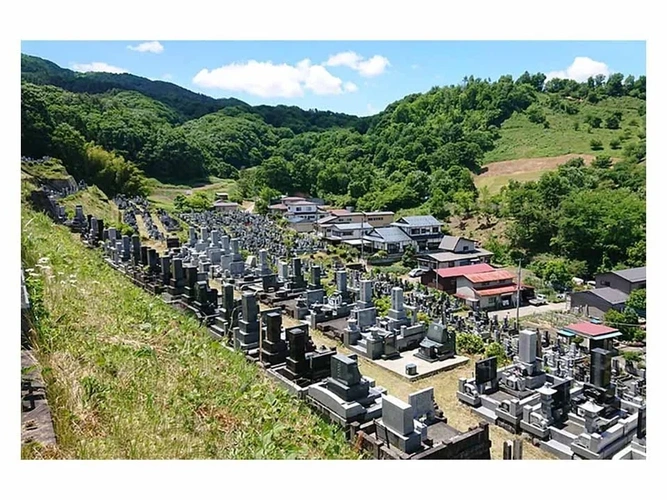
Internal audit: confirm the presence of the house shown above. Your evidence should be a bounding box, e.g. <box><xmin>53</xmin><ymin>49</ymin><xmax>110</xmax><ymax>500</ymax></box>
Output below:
<box><xmin>213</xmin><ymin>200</ymin><xmax>240</xmax><ymax>212</ymax></box>
<box><xmin>416</xmin><ymin>236</ymin><xmax>493</xmax><ymax>270</ymax></box>
<box><xmin>454</xmin><ymin>269</ymin><xmax>533</xmax><ymax>311</ymax></box>
<box><xmin>285</xmin><ymin>216</ymin><xmax>314</xmax><ymax>233</ymax></box>
<box><xmin>569</xmin><ymin>266</ymin><xmax>646</xmax><ymax>318</ymax></box>
<box><xmin>569</xmin><ymin>287</ymin><xmax>629</xmax><ymax>318</ymax></box>
<box><xmin>327</xmin><ymin>222</ymin><xmax>372</xmax><ymax>242</ymax></box>
<box><xmin>390</xmin><ymin>215</ymin><xmax>444</xmax><ymax>252</ymax></box>
<box><xmin>595</xmin><ymin>267</ymin><xmax>646</xmax><ymax>295</ymax></box>
<box><xmin>315</xmin><ymin>210</ymin><xmax>394</xmax><ymax>238</ymax></box>
<box><xmin>268</xmin><ymin>196</ymin><xmax>322</xmax><ymax>222</ymax></box>
<box><xmin>420</xmin><ymin>263</ymin><xmax>495</xmax><ymax>293</ymax></box>
<box><xmin>558</xmin><ymin>322</ymin><xmax>622</xmax><ymax>352</ymax></box>
<box><xmin>361</xmin><ymin>226</ymin><xmax>415</xmax><ymax>255</ymax></box>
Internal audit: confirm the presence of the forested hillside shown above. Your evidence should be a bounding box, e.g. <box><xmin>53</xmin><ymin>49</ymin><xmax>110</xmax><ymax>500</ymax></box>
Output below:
<box><xmin>21</xmin><ymin>54</ymin><xmax>646</xmax><ymax>276</ymax></box>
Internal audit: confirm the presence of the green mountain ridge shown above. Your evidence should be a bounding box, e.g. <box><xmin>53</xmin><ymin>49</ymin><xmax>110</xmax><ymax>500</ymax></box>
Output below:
<box><xmin>21</xmin><ymin>54</ymin><xmax>368</xmax><ymax>133</ymax></box>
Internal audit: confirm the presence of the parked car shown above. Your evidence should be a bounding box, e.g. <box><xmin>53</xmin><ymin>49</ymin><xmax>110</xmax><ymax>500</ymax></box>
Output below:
<box><xmin>529</xmin><ymin>294</ymin><xmax>548</xmax><ymax>306</ymax></box>
<box><xmin>408</xmin><ymin>268</ymin><xmax>425</xmax><ymax>278</ymax></box>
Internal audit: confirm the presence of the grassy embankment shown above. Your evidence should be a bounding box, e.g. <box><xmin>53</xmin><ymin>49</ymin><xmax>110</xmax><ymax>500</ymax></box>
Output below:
<box><xmin>21</xmin><ymin>204</ymin><xmax>357</xmax><ymax>460</ymax></box>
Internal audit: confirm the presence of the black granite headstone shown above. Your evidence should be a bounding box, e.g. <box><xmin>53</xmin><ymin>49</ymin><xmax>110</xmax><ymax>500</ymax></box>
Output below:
<box><xmin>140</xmin><ymin>246</ymin><xmax>149</xmax><ymax>266</ymax></box>
<box><xmin>637</xmin><ymin>405</ymin><xmax>646</xmax><ymax>439</ymax></box>
<box><xmin>475</xmin><ymin>357</ymin><xmax>498</xmax><ymax>385</ymax></box>
<box><xmin>591</xmin><ymin>348</ymin><xmax>612</xmax><ymax>389</ymax></box>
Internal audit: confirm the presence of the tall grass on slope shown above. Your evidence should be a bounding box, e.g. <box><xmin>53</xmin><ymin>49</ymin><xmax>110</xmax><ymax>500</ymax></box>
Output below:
<box><xmin>21</xmin><ymin>207</ymin><xmax>357</xmax><ymax>459</ymax></box>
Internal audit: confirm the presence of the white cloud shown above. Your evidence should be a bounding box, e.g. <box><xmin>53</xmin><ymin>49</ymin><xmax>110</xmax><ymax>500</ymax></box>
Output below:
<box><xmin>545</xmin><ymin>56</ymin><xmax>610</xmax><ymax>82</ymax></box>
<box><xmin>192</xmin><ymin>59</ymin><xmax>356</xmax><ymax>98</ymax></box>
<box><xmin>161</xmin><ymin>73</ymin><xmax>174</xmax><ymax>81</ymax></box>
<box><xmin>127</xmin><ymin>41</ymin><xmax>164</xmax><ymax>54</ymax></box>
<box><xmin>344</xmin><ymin>81</ymin><xmax>358</xmax><ymax>92</ymax></box>
<box><xmin>70</xmin><ymin>62</ymin><xmax>128</xmax><ymax>74</ymax></box>
<box><xmin>411</xmin><ymin>64</ymin><xmax>420</xmax><ymax>70</ymax></box>
<box><xmin>324</xmin><ymin>51</ymin><xmax>390</xmax><ymax>77</ymax></box>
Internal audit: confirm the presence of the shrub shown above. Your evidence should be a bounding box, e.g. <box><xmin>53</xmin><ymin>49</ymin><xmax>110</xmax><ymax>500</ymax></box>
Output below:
<box><xmin>590</xmin><ymin>139</ymin><xmax>604</xmax><ymax>151</ymax></box>
<box><xmin>456</xmin><ymin>332</ymin><xmax>485</xmax><ymax>355</ymax></box>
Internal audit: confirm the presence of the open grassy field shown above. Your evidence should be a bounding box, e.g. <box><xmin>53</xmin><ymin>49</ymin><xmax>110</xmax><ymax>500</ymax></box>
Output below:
<box><xmin>147</xmin><ymin>177</ymin><xmax>239</xmax><ymax>211</ymax></box>
<box><xmin>21</xmin><ymin>205</ymin><xmax>357</xmax><ymax>460</ymax></box>
<box><xmin>484</xmin><ymin>95</ymin><xmax>645</xmax><ymax>164</ymax></box>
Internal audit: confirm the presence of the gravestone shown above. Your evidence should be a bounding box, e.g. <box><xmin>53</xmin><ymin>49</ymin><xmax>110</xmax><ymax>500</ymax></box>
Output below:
<box><xmin>210</xmin><ymin>229</ymin><xmax>220</xmax><ymax>246</ymax></box>
<box><xmin>160</xmin><ymin>256</ymin><xmax>171</xmax><ymax>285</ymax></box>
<box><xmin>591</xmin><ymin>348</ymin><xmax>612</xmax><ymax>389</ymax></box>
<box><xmin>283</xmin><ymin>326</ymin><xmax>309</xmax><ymax>381</ymax></box>
<box><xmin>408</xmin><ymin>387</ymin><xmax>436</xmax><ymax>422</ymax></box>
<box><xmin>259</xmin><ymin>311</ymin><xmax>288</xmax><ymax>366</ymax></box>
<box><xmin>166</xmin><ymin>237</ymin><xmax>180</xmax><ymax>249</ymax></box>
<box><xmin>121</xmin><ymin>235</ymin><xmax>131</xmax><ymax>261</ymax></box>
<box><xmin>140</xmin><ymin>246</ymin><xmax>149</xmax><ymax>267</ymax></box>
<box><xmin>131</xmin><ymin>235</ymin><xmax>141</xmax><ymax>265</ymax></box>
<box><xmin>235</xmin><ymin>292</ymin><xmax>260</xmax><ymax>351</ymax></box>
<box><xmin>376</xmin><ymin>395</ymin><xmax>423</xmax><ymax>454</ymax></box>
<box><xmin>519</xmin><ymin>330</ymin><xmax>537</xmax><ymax>365</ymax></box>
<box><xmin>147</xmin><ymin>248</ymin><xmax>158</xmax><ymax>271</ymax></box>
<box><xmin>97</xmin><ymin>218</ymin><xmax>105</xmax><ymax>243</ymax></box>
<box><xmin>475</xmin><ymin>357</ymin><xmax>498</xmax><ymax>385</ymax></box>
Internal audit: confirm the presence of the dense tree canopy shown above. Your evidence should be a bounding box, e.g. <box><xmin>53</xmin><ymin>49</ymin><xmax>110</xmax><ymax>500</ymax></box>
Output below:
<box><xmin>21</xmin><ymin>55</ymin><xmax>646</xmax><ymax>277</ymax></box>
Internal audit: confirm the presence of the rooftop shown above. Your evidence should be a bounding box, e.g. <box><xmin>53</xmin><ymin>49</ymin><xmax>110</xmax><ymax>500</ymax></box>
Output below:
<box><xmin>268</xmin><ymin>203</ymin><xmax>288</xmax><ymax>210</ymax></box>
<box><xmin>329</xmin><ymin>209</ymin><xmax>353</xmax><ymax>216</ymax></box>
<box><xmin>363</xmin><ymin>211</ymin><xmax>394</xmax><ymax>216</ymax></box>
<box><xmin>434</xmin><ymin>263</ymin><xmax>495</xmax><ymax>279</ymax></box>
<box><xmin>393</xmin><ymin>215</ymin><xmax>443</xmax><ymax>227</ymax></box>
<box><xmin>364</xmin><ymin>227</ymin><xmax>414</xmax><ymax>243</ymax></box>
<box><xmin>438</xmin><ymin>235</ymin><xmax>475</xmax><ymax>252</ymax></box>
<box><xmin>464</xmin><ymin>269</ymin><xmax>515</xmax><ymax>284</ymax></box>
<box><xmin>316</xmin><ymin>215</ymin><xmax>338</xmax><ymax>225</ymax></box>
<box><xmin>588</xmin><ymin>287</ymin><xmax>629</xmax><ymax>305</ymax></box>
<box><xmin>610</xmin><ymin>266</ymin><xmax>646</xmax><ymax>283</ymax></box>
<box><xmin>418</xmin><ymin>248</ymin><xmax>493</xmax><ymax>263</ymax></box>
<box><xmin>564</xmin><ymin>322</ymin><xmax>620</xmax><ymax>337</ymax></box>
<box><xmin>331</xmin><ymin>222</ymin><xmax>369</xmax><ymax>231</ymax></box>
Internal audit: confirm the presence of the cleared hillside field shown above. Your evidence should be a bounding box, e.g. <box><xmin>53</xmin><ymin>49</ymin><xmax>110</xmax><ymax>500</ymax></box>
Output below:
<box><xmin>474</xmin><ymin>154</ymin><xmax>597</xmax><ymax>194</ymax></box>
<box><xmin>484</xmin><ymin>96</ymin><xmax>645</xmax><ymax>164</ymax></box>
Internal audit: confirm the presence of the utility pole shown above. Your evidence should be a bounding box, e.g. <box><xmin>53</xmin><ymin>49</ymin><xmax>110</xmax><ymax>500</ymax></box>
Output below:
<box><xmin>360</xmin><ymin>212</ymin><xmax>366</xmax><ymax>264</ymax></box>
<box><xmin>516</xmin><ymin>259</ymin><xmax>522</xmax><ymax>331</ymax></box>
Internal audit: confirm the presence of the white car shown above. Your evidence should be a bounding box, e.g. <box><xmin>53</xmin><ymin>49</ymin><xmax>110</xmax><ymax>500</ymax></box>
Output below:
<box><xmin>408</xmin><ymin>268</ymin><xmax>425</xmax><ymax>278</ymax></box>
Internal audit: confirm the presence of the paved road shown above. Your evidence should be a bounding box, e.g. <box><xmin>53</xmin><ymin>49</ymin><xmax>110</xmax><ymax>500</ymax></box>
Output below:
<box><xmin>488</xmin><ymin>302</ymin><xmax>566</xmax><ymax>320</ymax></box>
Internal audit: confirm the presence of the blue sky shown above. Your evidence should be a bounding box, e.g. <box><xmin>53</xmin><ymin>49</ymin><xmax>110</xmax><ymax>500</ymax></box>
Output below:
<box><xmin>21</xmin><ymin>41</ymin><xmax>646</xmax><ymax>116</ymax></box>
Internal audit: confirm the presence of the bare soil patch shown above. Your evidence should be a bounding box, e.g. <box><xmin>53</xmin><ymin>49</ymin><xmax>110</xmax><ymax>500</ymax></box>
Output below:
<box><xmin>478</xmin><ymin>154</ymin><xmax>597</xmax><ymax>178</ymax></box>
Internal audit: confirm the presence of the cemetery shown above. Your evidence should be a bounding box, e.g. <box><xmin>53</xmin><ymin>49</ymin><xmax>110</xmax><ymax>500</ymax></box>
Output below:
<box><xmin>456</xmin><ymin>328</ymin><xmax>647</xmax><ymax>459</ymax></box>
<box><xmin>25</xmin><ymin>180</ymin><xmax>647</xmax><ymax>461</ymax></box>
<box><xmin>34</xmin><ymin>196</ymin><xmax>493</xmax><ymax>460</ymax></box>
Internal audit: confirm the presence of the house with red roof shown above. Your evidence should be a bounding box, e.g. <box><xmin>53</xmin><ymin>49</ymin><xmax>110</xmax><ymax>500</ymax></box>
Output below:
<box><xmin>453</xmin><ymin>268</ymin><xmax>534</xmax><ymax>310</ymax></box>
<box><xmin>420</xmin><ymin>263</ymin><xmax>495</xmax><ymax>293</ymax></box>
